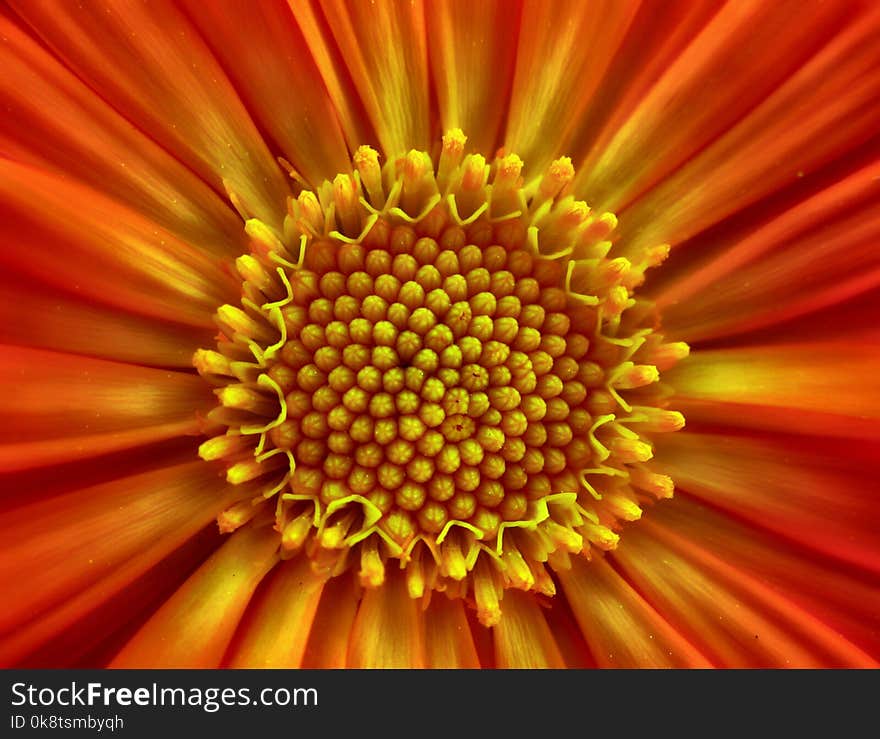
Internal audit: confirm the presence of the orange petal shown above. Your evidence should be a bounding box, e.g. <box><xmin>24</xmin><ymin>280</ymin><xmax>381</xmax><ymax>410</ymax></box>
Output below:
<box><xmin>0</xmin><ymin>274</ymin><xmax>212</xmax><ymax>368</ymax></box>
<box><xmin>665</xmin><ymin>343</ymin><xmax>880</xmax><ymax>440</ymax></box>
<box><xmin>615</xmin><ymin>5</ymin><xmax>880</xmax><ymax>255</ymax></box>
<box><xmin>10</xmin><ymin>0</ymin><xmax>290</xmax><ymax>228</ymax></box>
<box><xmin>559</xmin><ymin>555</ymin><xmax>712</xmax><ymax>668</ymax></box>
<box><xmin>504</xmin><ymin>0</ymin><xmax>638</xmax><ymax>176</ymax></box>
<box><xmin>577</xmin><ymin>0</ymin><xmax>853</xmax><ymax>213</ymax></box>
<box><xmin>426</xmin><ymin>0</ymin><xmax>520</xmax><ymax>154</ymax></box>
<box><xmin>493</xmin><ymin>589</ymin><xmax>565</xmax><ymax>668</ymax></box>
<box><xmin>0</xmin><ymin>160</ymin><xmax>237</xmax><ymax>327</ymax></box>
<box><xmin>614</xmin><ymin>500</ymin><xmax>878</xmax><ymax>668</ymax></box>
<box><xmin>656</xmin><ymin>158</ymin><xmax>880</xmax><ymax>342</ymax></box>
<box><xmin>110</xmin><ymin>525</ymin><xmax>279</xmax><ymax>668</ymax></box>
<box><xmin>0</xmin><ymin>16</ymin><xmax>242</xmax><ymax>255</ymax></box>
<box><xmin>0</xmin><ymin>345</ymin><xmax>212</xmax><ymax>471</ymax></box>
<box><xmin>424</xmin><ymin>595</ymin><xmax>481</xmax><ymax>668</ymax></box>
<box><xmin>15</xmin><ymin>526</ymin><xmax>221</xmax><ymax>667</ymax></box>
<box><xmin>649</xmin><ymin>497</ymin><xmax>880</xmax><ymax>661</ymax></box>
<box><xmin>225</xmin><ymin>556</ymin><xmax>328</xmax><ymax>668</ymax></box>
<box><xmin>0</xmin><ymin>459</ymin><xmax>236</xmax><ymax>649</ymax></box>
<box><xmin>306</xmin><ymin>0</ymin><xmax>431</xmax><ymax>157</ymax></box>
<box><xmin>183</xmin><ymin>0</ymin><xmax>350</xmax><ymax>187</ymax></box>
<box><xmin>347</xmin><ymin>571</ymin><xmax>426</xmax><ymax>668</ymax></box>
<box><xmin>656</xmin><ymin>431</ymin><xmax>880</xmax><ymax>574</ymax></box>
<box><xmin>300</xmin><ymin>575</ymin><xmax>361</xmax><ymax>668</ymax></box>
<box><xmin>567</xmin><ymin>0</ymin><xmax>721</xmax><ymax>187</ymax></box>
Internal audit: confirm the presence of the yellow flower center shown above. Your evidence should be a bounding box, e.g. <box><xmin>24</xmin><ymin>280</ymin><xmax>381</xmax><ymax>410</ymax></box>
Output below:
<box><xmin>195</xmin><ymin>130</ymin><xmax>689</xmax><ymax>626</ymax></box>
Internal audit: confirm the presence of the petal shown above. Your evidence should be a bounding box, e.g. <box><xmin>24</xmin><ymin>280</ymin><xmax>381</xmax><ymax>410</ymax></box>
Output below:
<box><xmin>504</xmin><ymin>0</ymin><xmax>638</xmax><ymax>175</ymax></box>
<box><xmin>0</xmin><ymin>160</ymin><xmax>238</xmax><ymax>327</ymax></box>
<box><xmin>577</xmin><ymin>0</ymin><xmax>853</xmax><ymax>212</ymax></box>
<box><xmin>616</xmin><ymin>5</ymin><xmax>880</xmax><ymax>255</ymax></box>
<box><xmin>656</xmin><ymin>157</ymin><xmax>880</xmax><ymax>342</ymax></box>
<box><xmin>559</xmin><ymin>556</ymin><xmax>712</xmax><ymax>668</ymax></box>
<box><xmin>300</xmin><ymin>575</ymin><xmax>361</xmax><ymax>669</ymax></box>
<box><xmin>0</xmin><ymin>458</ymin><xmax>236</xmax><ymax>660</ymax></box>
<box><xmin>612</xmin><ymin>517</ymin><xmax>875</xmax><ymax>667</ymax></box>
<box><xmin>0</xmin><ymin>345</ymin><xmax>211</xmax><ymax>471</ymax></box>
<box><xmin>347</xmin><ymin>572</ymin><xmax>426</xmax><ymax>668</ymax></box>
<box><xmin>656</xmin><ymin>431</ymin><xmax>880</xmax><ymax>574</ymax></box>
<box><xmin>304</xmin><ymin>0</ymin><xmax>431</xmax><ymax>156</ymax></box>
<box><xmin>183</xmin><ymin>0</ymin><xmax>350</xmax><ymax>186</ymax></box>
<box><xmin>21</xmin><ymin>526</ymin><xmax>221</xmax><ymax>668</ymax></box>
<box><xmin>493</xmin><ymin>589</ymin><xmax>565</xmax><ymax>668</ymax></box>
<box><xmin>567</xmin><ymin>0</ymin><xmax>721</xmax><ymax>184</ymax></box>
<box><xmin>616</xmin><ymin>499</ymin><xmax>879</xmax><ymax>667</ymax></box>
<box><xmin>0</xmin><ymin>273</ymin><xmax>212</xmax><ymax>368</ymax></box>
<box><xmin>110</xmin><ymin>525</ymin><xmax>280</xmax><ymax>668</ymax></box>
<box><xmin>665</xmin><ymin>343</ymin><xmax>880</xmax><ymax>440</ymax></box>
<box><xmin>10</xmin><ymin>0</ymin><xmax>290</xmax><ymax>228</ymax></box>
<box><xmin>285</xmin><ymin>1</ymin><xmax>373</xmax><ymax>151</ymax></box>
<box><xmin>649</xmin><ymin>498</ymin><xmax>880</xmax><ymax>660</ymax></box>
<box><xmin>424</xmin><ymin>595</ymin><xmax>481</xmax><ymax>668</ymax></box>
<box><xmin>225</xmin><ymin>555</ymin><xmax>328</xmax><ymax>669</ymax></box>
<box><xmin>0</xmin><ymin>15</ymin><xmax>242</xmax><ymax>254</ymax></box>
<box><xmin>426</xmin><ymin>0</ymin><xmax>520</xmax><ymax>154</ymax></box>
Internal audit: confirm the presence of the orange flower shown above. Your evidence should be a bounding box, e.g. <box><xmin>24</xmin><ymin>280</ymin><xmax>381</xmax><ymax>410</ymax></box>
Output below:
<box><xmin>1</xmin><ymin>0</ymin><xmax>879</xmax><ymax>668</ymax></box>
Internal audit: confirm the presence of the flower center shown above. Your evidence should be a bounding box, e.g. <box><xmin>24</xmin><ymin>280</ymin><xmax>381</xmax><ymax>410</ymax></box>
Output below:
<box><xmin>195</xmin><ymin>131</ymin><xmax>688</xmax><ymax>625</ymax></box>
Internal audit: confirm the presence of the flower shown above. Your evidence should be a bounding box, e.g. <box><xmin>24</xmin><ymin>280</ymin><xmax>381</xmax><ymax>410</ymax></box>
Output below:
<box><xmin>1</xmin><ymin>0</ymin><xmax>879</xmax><ymax>668</ymax></box>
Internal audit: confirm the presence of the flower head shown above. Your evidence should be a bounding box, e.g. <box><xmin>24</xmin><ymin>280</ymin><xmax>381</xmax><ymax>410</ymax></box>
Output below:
<box><xmin>1</xmin><ymin>0</ymin><xmax>879</xmax><ymax>668</ymax></box>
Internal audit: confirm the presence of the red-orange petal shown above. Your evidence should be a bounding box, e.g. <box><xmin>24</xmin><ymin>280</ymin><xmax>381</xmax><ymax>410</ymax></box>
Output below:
<box><xmin>0</xmin><ymin>160</ymin><xmax>238</xmax><ymax>327</ymax></box>
<box><xmin>614</xmin><ymin>501</ymin><xmax>878</xmax><ymax>668</ymax></box>
<box><xmin>183</xmin><ymin>0</ymin><xmax>350</xmax><ymax>187</ymax></box>
<box><xmin>225</xmin><ymin>556</ymin><xmax>328</xmax><ymax>669</ymax></box>
<box><xmin>110</xmin><ymin>525</ymin><xmax>279</xmax><ymax>668</ymax></box>
<box><xmin>305</xmin><ymin>0</ymin><xmax>431</xmax><ymax>157</ymax></box>
<box><xmin>656</xmin><ymin>431</ymin><xmax>880</xmax><ymax>574</ymax></box>
<box><xmin>493</xmin><ymin>589</ymin><xmax>565</xmax><ymax>668</ymax></box>
<box><xmin>347</xmin><ymin>571</ymin><xmax>426</xmax><ymax>668</ymax></box>
<box><xmin>0</xmin><ymin>346</ymin><xmax>212</xmax><ymax>471</ymax></box>
<box><xmin>9</xmin><ymin>0</ymin><xmax>290</xmax><ymax>229</ymax></box>
<box><xmin>559</xmin><ymin>555</ymin><xmax>712</xmax><ymax>668</ymax></box>
<box><xmin>0</xmin><ymin>15</ymin><xmax>242</xmax><ymax>255</ymax></box>
<box><xmin>0</xmin><ymin>460</ymin><xmax>237</xmax><ymax>651</ymax></box>
<box><xmin>424</xmin><ymin>595</ymin><xmax>481</xmax><ymax>668</ymax></box>
<box><xmin>665</xmin><ymin>343</ymin><xmax>880</xmax><ymax>440</ymax></box>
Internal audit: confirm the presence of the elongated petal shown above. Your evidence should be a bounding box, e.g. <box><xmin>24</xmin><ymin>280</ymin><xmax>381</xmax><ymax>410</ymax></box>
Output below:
<box><xmin>0</xmin><ymin>274</ymin><xmax>211</xmax><ymax>368</ymax></box>
<box><xmin>504</xmin><ymin>0</ymin><xmax>638</xmax><ymax>175</ymax></box>
<box><xmin>0</xmin><ymin>16</ymin><xmax>242</xmax><ymax>254</ymax></box>
<box><xmin>666</xmin><ymin>343</ymin><xmax>880</xmax><ymax>440</ymax></box>
<box><xmin>493</xmin><ymin>589</ymin><xmax>565</xmax><ymax>668</ymax></box>
<box><xmin>559</xmin><ymin>556</ymin><xmax>712</xmax><ymax>668</ymax></box>
<box><xmin>310</xmin><ymin>0</ymin><xmax>430</xmax><ymax>157</ymax></box>
<box><xmin>347</xmin><ymin>571</ymin><xmax>426</xmax><ymax>668</ymax></box>
<box><xmin>577</xmin><ymin>0</ymin><xmax>852</xmax><ymax>212</ymax></box>
<box><xmin>649</xmin><ymin>499</ymin><xmax>880</xmax><ymax>660</ymax></box>
<box><xmin>225</xmin><ymin>556</ymin><xmax>327</xmax><ymax>668</ymax></box>
<box><xmin>426</xmin><ymin>0</ymin><xmax>520</xmax><ymax>154</ymax></box>
<box><xmin>0</xmin><ymin>346</ymin><xmax>211</xmax><ymax>471</ymax></box>
<box><xmin>9</xmin><ymin>0</ymin><xmax>290</xmax><ymax>228</ymax></box>
<box><xmin>0</xmin><ymin>160</ymin><xmax>237</xmax><ymax>327</ymax></box>
<box><xmin>110</xmin><ymin>525</ymin><xmax>279</xmax><ymax>668</ymax></box>
<box><xmin>617</xmin><ymin>6</ymin><xmax>880</xmax><ymax>255</ymax></box>
<box><xmin>656</xmin><ymin>431</ymin><xmax>880</xmax><ymax>574</ymax></box>
<box><xmin>300</xmin><ymin>575</ymin><xmax>361</xmax><ymax>668</ymax></box>
<box><xmin>424</xmin><ymin>596</ymin><xmax>481</xmax><ymax>668</ymax></box>
<box><xmin>183</xmin><ymin>0</ymin><xmax>350</xmax><ymax>186</ymax></box>
<box><xmin>614</xmin><ymin>500</ymin><xmax>879</xmax><ymax>668</ymax></box>
<box><xmin>0</xmin><ymin>460</ymin><xmax>235</xmax><ymax>645</ymax></box>
<box><xmin>657</xmin><ymin>158</ymin><xmax>880</xmax><ymax>341</ymax></box>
